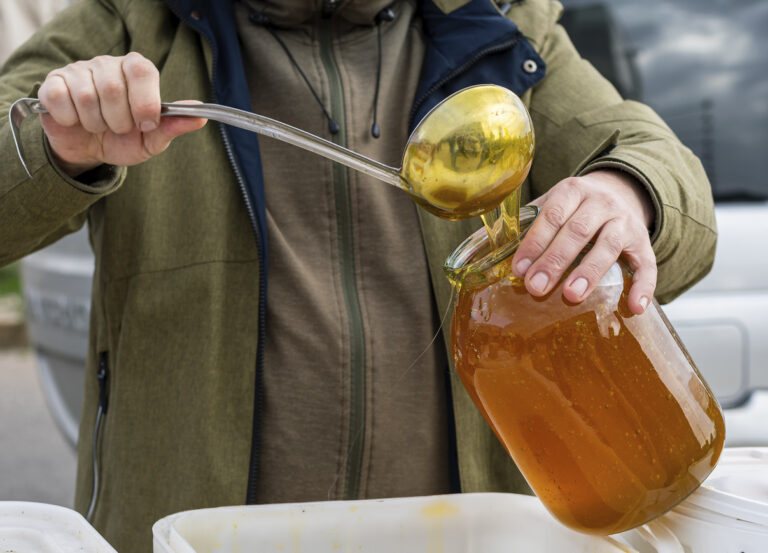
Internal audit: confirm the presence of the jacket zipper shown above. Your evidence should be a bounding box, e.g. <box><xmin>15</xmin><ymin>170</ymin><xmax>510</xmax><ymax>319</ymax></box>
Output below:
<box><xmin>160</xmin><ymin>2</ymin><xmax>267</xmax><ymax>504</ymax></box>
<box><xmin>163</xmin><ymin>1</ymin><xmax>268</xmax><ymax>503</ymax></box>
<box><xmin>409</xmin><ymin>34</ymin><xmax>521</xmax><ymax>129</ymax></box>
<box><xmin>86</xmin><ymin>351</ymin><xmax>110</xmax><ymax>522</ymax></box>
<box><xmin>219</xmin><ymin>122</ymin><xmax>268</xmax><ymax>505</ymax></box>
<box><xmin>318</xmin><ymin>18</ymin><xmax>367</xmax><ymax>501</ymax></box>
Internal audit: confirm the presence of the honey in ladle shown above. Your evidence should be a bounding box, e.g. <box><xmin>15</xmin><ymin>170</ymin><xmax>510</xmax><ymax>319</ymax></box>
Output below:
<box><xmin>401</xmin><ymin>86</ymin><xmax>534</xmax><ymax>221</ymax></box>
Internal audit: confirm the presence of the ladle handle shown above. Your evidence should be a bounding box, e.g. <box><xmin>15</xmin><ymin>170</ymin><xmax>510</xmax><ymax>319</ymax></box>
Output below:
<box><xmin>13</xmin><ymin>98</ymin><xmax>404</xmax><ymax>188</ymax></box>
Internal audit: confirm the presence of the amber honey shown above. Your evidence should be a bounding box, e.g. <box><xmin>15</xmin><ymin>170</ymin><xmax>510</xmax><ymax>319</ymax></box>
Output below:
<box><xmin>449</xmin><ymin>258</ymin><xmax>725</xmax><ymax>534</ymax></box>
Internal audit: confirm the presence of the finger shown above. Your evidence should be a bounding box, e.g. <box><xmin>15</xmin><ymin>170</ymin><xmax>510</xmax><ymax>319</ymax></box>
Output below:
<box><xmin>141</xmin><ymin>100</ymin><xmax>207</xmax><ymax>157</ymax></box>
<box><xmin>121</xmin><ymin>52</ymin><xmax>161</xmax><ymax>132</ymax></box>
<box><xmin>623</xmin><ymin>238</ymin><xmax>657</xmax><ymax>315</ymax></box>
<box><xmin>38</xmin><ymin>74</ymin><xmax>79</xmax><ymax>127</ymax></box>
<box><xmin>526</xmin><ymin>202</ymin><xmax>608</xmax><ymax>297</ymax></box>
<box><xmin>512</xmin><ymin>178</ymin><xmax>584</xmax><ymax>278</ymax></box>
<box><xmin>513</xmin><ymin>179</ymin><xmax>585</xmax><ymax>278</ymax></box>
<box><xmin>561</xmin><ymin>219</ymin><xmax>628</xmax><ymax>303</ymax></box>
<box><xmin>91</xmin><ymin>56</ymin><xmax>134</xmax><ymax>134</ymax></box>
<box><xmin>59</xmin><ymin>63</ymin><xmax>108</xmax><ymax>133</ymax></box>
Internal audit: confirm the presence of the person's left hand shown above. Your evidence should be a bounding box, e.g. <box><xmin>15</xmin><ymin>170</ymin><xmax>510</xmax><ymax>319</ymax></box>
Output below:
<box><xmin>511</xmin><ymin>169</ymin><xmax>656</xmax><ymax>315</ymax></box>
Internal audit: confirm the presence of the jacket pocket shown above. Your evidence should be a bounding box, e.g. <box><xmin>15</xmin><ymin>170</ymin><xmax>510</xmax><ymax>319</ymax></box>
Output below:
<box><xmin>86</xmin><ymin>351</ymin><xmax>110</xmax><ymax>522</ymax></box>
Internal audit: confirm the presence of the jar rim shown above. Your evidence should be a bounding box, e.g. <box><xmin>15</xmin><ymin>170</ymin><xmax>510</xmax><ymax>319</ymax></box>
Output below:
<box><xmin>444</xmin><ymin>205</ymin><xmax>539</xmax><ymax>280</ymax></box>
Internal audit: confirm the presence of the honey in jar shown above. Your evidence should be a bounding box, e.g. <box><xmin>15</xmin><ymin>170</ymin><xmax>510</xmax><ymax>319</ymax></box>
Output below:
<box><xmin>445</xmin><ymin>207</ymin><xmax>725</xmax><ymax>535</ymax></box>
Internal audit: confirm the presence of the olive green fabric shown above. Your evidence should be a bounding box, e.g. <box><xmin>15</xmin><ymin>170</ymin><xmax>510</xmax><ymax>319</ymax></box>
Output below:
<box><xmin>0</xmin><ymin>0</ymin><xmax>716</xmax><ymax>551</ymax></box>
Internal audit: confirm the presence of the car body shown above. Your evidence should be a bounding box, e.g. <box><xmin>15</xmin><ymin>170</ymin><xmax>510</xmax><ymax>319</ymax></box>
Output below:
<box><xmin>559</xmin><ymin>0</ymin><xmax>768</xmax><ymax>444</ymax></box>
<box><xmin>22</xmin><ymin>0</ymin><xmax>768</xmax><ymax>448</ymax></box>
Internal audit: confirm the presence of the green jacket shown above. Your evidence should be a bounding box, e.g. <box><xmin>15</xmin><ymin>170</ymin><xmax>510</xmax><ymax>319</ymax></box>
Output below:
<box><xmin>0</xmin><ymin>0</ymin><xmax>716</xmax><ymax>551</ymax></box>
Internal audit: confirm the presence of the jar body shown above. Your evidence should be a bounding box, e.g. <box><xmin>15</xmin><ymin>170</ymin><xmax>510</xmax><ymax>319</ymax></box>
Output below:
<box><xmin>449</xmin><ymin>253</ymin><xmax>725</xmax><ymax>534</ymax></box>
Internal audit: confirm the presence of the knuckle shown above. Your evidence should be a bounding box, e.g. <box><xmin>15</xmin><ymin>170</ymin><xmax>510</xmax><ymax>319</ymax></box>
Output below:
<box><xmin>566</xmin><ymin>216</ymin><xmax>593</xmax><ymax>241</ymax></box>
<box><xmin>131</xmin><ymin>100</ymin><xmax>158</xmax><ymax>119</ymax></box>
<box><xmin>91</xmin><ymin>55</ymin><xmax>114</xmax><ymax>67</ymax></box>
<box><xmin>603</xmin><ymin>195</ymin><xmax>620</xmax><ymax>211</ymax></box>
<box><xmin>560</xmin><ymin>176</ymin><xmax>584</xmax><ymax>193</ymax></box>
<box><xmin>541</xmin><ymin>250</ymin><xmax>570</xmax><ymax>272</ymax></box>
<box><xmin>124</xmin><ymin>53</ymin><xmax>157</xmax><ymax>80</ymax></box>
<box><xmin>70</xmin><ymin>60</ymin><xmax>90</xmax><ymax>73</ymax></box>
<box><xmin>601</xmin><ymin>231</ymin><xmax>624</xmax><ymax>257</ymax></box>
<box><xmin>561</xmin><ymin>176</ymin><xmax>580</xmax><ymax>187</ymax></box>
<box><xmin>100</xmin><ymin>78</ymin><xmax>125</xmax><ymax>100</ymax></box>
<box><xmin>517</xmin><ymin>235</ymin><xmax>547</xmax><ymax>257</ymax></box>
<box><xmin>41</xmin><ymin>78</ymin><xmax>68</xmax><ymax>103</ymax></box>
<box><xmin>74</xmin><ymin>89</ymin><xmax>99</xmax><ymax>108</ymax></box>
<box><xmin>124</xmin><ymin>51</ymin><xmax>145</xmax><ymax>62</ymax></box>
<box><xmin>578</xmin><ymin>261</ymin><xmax>604</xmax><ymax>283</ymax></box>
<box><xmin>542</xmin><ymin>205</ymin><xmax>568</xmax><ymax>228</ymax></box>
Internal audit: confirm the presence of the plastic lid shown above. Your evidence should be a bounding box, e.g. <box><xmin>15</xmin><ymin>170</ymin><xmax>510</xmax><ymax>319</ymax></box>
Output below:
<box><xmin>680</xmin><ymin>447</ymin><xmax>768</xmax><ymax>527</ymax></box>
<box><xmin>0</xmin><ymin>502</ymin><xmax>117</xmax><ymax>553</ymax></box>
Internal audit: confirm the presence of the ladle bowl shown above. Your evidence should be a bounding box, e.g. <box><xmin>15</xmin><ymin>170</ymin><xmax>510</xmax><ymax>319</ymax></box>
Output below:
<box><xmin>402</xmin><ymin>85</ymin><xmax>534</xmax><ymax>220</ymax></box>
<box><xmin>9</xmin><ymin>85</ymin><xmax>534</xmax><ymax>220</ymax></box>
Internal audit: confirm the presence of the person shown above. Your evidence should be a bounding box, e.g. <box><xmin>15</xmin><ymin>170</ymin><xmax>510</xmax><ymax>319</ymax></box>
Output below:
<box><xmin>0</xmin><ymin>0</ymin><xmax>716</xmax><ymax>551</ymax></box>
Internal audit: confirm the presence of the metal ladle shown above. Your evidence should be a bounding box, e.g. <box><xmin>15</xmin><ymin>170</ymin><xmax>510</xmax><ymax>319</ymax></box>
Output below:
<box><xmin>9</xmin><ymin>84</ymin><xmax>534</xmax><ymax>220</ymax></box>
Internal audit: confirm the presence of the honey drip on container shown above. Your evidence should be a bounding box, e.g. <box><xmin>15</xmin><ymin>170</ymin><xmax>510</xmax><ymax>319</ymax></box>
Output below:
<box><xmin>448</xmin><ymin>255</ymin><xmax>725</xmax><ymax>534</ymax></box>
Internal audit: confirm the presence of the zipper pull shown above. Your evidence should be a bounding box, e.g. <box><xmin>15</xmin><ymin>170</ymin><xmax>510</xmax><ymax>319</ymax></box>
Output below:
<box><xmin>322</xmin><ymin>0</ymin><xmax>340</xmax><ymax>18</ymax></box>
<box><xmin>97</xmin><ymin>351</ymin><xmax>110</xmax><ymax>415</ymax></box>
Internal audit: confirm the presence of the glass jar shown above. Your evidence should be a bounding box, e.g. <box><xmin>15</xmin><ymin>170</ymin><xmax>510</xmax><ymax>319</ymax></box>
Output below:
<box><xmin>444</xmin><ymin>206</ymin><xmax>725</xmax><ymax>535</ymax></box>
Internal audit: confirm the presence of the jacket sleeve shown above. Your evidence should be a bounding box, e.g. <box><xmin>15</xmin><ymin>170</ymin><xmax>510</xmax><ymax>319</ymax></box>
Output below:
<box><xmin>518</xmin><ymin>2</ymin><xmax>717</xmax><ymax>304</ymax></box>
<box><xmin>0</xmin><ymin>0</ymin><xmax>128</xmax><ymax>267</ymax></box>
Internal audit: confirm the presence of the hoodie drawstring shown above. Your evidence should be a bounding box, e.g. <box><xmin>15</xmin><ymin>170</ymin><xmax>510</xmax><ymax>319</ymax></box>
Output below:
<box><xmin>371</xmin><ymin>7</ymin><xmax>395</xmax><ymax>139</ymax></box>
<box><xmin>248</xmin><ymin>6</ymin><xmax>395</xmax><ymax>139</ymax></box>
<box><xmin>249</xmin><ymin>10</ymin><xmax>340</xmax><ymax>135</ymax></box>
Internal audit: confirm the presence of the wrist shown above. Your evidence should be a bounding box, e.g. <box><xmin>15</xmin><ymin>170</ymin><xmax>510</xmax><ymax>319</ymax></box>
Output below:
<box><xmin>589</xmin><ymin>168</ymin><xmax>655</xmax><ymax>230</ymax></box>
<box><xmin>48</xmin><ymin>147</ymin><xmax>101</xmax><ymax>178</ymax></box>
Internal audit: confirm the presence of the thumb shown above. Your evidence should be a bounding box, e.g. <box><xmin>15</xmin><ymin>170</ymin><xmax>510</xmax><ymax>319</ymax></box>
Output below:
<box><xmin>142</xmin><ymin>100</ymin><xmax>207</xmax><ymax>156</ymax></box>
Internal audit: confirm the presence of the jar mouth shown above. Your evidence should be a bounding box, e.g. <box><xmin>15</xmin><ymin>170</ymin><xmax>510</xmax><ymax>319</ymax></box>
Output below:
<box><xmin>444</xmin><ymin>205</ymin><xmax>539</xmax><ymax>282</ymax></box>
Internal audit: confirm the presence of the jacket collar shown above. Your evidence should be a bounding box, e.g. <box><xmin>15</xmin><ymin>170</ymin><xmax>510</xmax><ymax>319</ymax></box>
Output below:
<box><xmin>411</xmin><ymin>0</ymin><xmax>545</xmax><ymax>128</ymax></box>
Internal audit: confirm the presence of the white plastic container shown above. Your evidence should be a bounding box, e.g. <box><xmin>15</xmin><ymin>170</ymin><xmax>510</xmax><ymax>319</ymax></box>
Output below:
<box><xmin>0</xmin><ymin>502</ymin><xmax>117</xmax><ymax>553</ymax></box>
<box><xmin>656</xmin><ymin>447</ymin><xmax>768</xmax><ymax>553</ymax></box>
<box><xmin>153</xmin><ymin>493</ymin><xmax>682</xmax><ymax>553</ymax></box>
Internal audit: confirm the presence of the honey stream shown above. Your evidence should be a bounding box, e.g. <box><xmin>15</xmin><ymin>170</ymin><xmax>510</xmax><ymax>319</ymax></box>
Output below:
<box><xmin>480</xmin><ymin>187</ymin><xmax>523</xmax><ymax>254</ymax></box>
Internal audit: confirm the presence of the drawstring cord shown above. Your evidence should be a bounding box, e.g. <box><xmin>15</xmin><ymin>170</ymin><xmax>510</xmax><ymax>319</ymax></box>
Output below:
<box><xmin>371</xmin><ymin>7</ymin><xmax>395</xmax><ymax>139</ymax></box>
<box><xmin>249</xmin><ymin>11</ymin><xmax>340</xmax><ymax>135</ymax></box>
<box><xmin>249</xmin><ymin>6</ymin><xmax>396</xmax><ymax>139</ymax></box>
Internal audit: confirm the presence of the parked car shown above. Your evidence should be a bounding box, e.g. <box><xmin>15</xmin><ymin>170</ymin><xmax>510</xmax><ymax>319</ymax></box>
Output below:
<box><xmin>22</xmin><ymin>0</ymin><xmax>768</xmax><ymax>448</ymax></box>
<box><xmin>559</xmin><ymin>0</ymin><xmax>768</xmax><ymax>444</ymax></box>
<box><xmin>22</xmin><ymin>227</ymin><xmax>91</xmax><ymax>446</ymax></box>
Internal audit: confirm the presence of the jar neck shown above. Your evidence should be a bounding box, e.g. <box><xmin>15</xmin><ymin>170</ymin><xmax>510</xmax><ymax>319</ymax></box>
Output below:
<box><xmin>444</xmin><ymin>205</ymin><xmax>538</xmax><ymax>286</ymax></box>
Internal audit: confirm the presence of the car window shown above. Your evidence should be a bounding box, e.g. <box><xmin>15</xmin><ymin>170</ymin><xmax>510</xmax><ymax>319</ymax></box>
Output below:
<box><xmin>559</xmin><ymin>0</ymin><xmax>768</xmax><ymax>202</ymax></box>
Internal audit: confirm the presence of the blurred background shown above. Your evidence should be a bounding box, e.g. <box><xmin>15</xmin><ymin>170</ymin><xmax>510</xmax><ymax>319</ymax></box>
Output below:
<box><xmin>1</xmin><ymin>0</ymin><xmax>767</xmax><ymax>506</ymax></box>
<box><xmin>0</xmin><ymin>0</ymin><xmax>77</xmax><ymax>507</ymax></box>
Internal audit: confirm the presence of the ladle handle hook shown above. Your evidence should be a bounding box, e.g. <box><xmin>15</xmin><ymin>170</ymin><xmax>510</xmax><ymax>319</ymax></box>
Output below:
<box><xmin>9</xmin><ymin>98</ymin><xmax>404</xmax><ymax>188</ymax></box>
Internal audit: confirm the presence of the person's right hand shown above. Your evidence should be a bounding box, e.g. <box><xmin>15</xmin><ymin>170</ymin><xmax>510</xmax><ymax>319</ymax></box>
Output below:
<box><xmin>37</xmin><ymin>52</ymin><xmax>207</xmax><ymax>178</ymax></box>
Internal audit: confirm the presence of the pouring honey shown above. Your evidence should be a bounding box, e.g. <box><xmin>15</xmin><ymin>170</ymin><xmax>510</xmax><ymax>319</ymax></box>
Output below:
<box><xmin>444</xmin><ymin>206</ymin><xmax>725</xmax><ymax>535</ymax></box>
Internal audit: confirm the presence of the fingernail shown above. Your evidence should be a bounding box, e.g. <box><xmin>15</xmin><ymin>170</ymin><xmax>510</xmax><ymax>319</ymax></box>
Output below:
<box><xmin>530</xmin><ymin>272</ymin><xmax>549</xmax><ymax>293</ymax></box>
<box><xmin>140</xmin><ymin>120</ymin><xmax>157</xmax><ymax>132</ymax></box>
<box><xmin>639</xmin><ymin>296</ymin><xmax>649</xmax><ymax>311</ymax></box>
<box><xmin>515</xmin><ymin>258</ymin><xmax>532</xmax><ymax>275</ymax></box>
<box><xmin>570</xmin><ymin>277</ymin><xmax>588</xmax><ymax>297</ymax></box>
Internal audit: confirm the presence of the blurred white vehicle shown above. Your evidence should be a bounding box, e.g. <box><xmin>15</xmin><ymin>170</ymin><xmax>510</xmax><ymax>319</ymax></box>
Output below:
<box><xmin>22</xmin><ymin>0</ymin><xmax>768</xmax><ymax>447</ymax></box>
